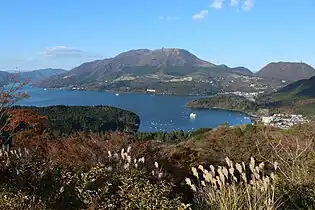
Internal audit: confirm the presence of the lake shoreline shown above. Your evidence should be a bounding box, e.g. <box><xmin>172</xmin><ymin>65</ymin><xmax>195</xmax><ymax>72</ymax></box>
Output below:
<box><xmin>187</xmin><ymin>106</ymin><xmax>260</xmax><ymax>123</ymax></box>
<box><xmin>35</xmin><ymin>85</ymin><xmax>212</xmax><ymax>97</ymax></box>
<box><xmin>18</xmin><ymin>85</ymin><xmax>252</xmax><ymax>132</ymax></box>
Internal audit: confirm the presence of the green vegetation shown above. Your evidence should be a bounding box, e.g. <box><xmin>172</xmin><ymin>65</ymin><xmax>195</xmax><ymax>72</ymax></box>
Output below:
<box><xmin>10</xmin><ymin>105</ymin><xmax>140</xmax><ymax>135</ymax></box>
<box><xmin>136</xmin><ymin>128</ymin><xmax>213</xmax><ymax>143</ymax></box>
<box><xmin>102</xmin><ymin>80</ymin><xmax>218</xmax><ymax>96</ymax></box>
<box><xmin>300</xmin><ymin>103</ymin><xmax>315</xmax><ymax>116</ymax></box>
<box><xmin>186</xmin><ymin>94</ymin><xmax>258</xmax><ymax>115</ymax></box>
<box><xmin>257</xmin><ymin>76</ymin><xmax>315</xmax><ymax>117</ymax></box>
<box><xmin>188</xmin><ymin>89</ymin><xmax>315</xmax><ymax>118</ymax></box>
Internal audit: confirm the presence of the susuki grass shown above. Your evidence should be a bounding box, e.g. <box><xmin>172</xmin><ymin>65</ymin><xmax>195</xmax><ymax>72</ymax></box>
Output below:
<box><xmin>0</xmin><ymin>145</ymin><xmax>188</xmax><ymax>210</ymax></box>
<box><xmin>2</xmin><ymin>124</ymin><xmax>315</xmax><ymax>209</ymax></box>
<box><xmin>185</xmin><ymin>157</ymin><xmax>281</xmax><ymax>210</ymax></box>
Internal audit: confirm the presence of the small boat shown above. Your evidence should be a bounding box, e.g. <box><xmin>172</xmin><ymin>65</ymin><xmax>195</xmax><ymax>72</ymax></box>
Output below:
<box><xmin>44</xmin><ymin>88</ymin><xmax>47</xmax><ymax>91</ymax></box>
<box><xmin>189</xmin><ymin>113</ymin><xmax>196</xmax><ymax>119</ymax></box>
<box><xmin>115</xmin><ymin>93</ymin><xmax>119</xmax><ymax>96</ymax></box>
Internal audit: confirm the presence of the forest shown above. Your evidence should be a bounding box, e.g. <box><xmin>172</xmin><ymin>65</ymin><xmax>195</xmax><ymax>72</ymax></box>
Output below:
<box><xmin>10</xmin><ymin>105</ymin><xmax>141</xmax><ymax>135</ymax></box>
<box><xmin>186</xmin><ymin>94</ymin><xmax>259</xmax><ymax>115</ymax></box>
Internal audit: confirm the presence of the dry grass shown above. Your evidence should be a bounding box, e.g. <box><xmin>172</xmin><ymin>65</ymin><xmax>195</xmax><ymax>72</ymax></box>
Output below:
<box><xmin>2</xmin><ymin>123</ymin><xmax>315</xmax><ymax>209</ymax></box>
<box><xmin>186</xmin><ymin>157</ymin><xmax>280</xmax><ymax>210</ymax></box>
<box><xmin>0</xmin><ymin>144</ymin><xmax>188</xmax><ymax>209</ymax></box>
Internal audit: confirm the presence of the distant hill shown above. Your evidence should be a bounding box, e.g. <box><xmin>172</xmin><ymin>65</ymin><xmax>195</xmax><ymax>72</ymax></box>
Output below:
<box><xmin>0</xmin><ymin>71</ymin><xmax>11</xmax><ymax>86</ymax></box>
<box><xmin>255</xmin><ymin>62</ymin><xmax>315</xmax><ymax>82</ymax></box>
<box><xmin>186</xmin><ymin>94</ymin><xmax>258</xmax><ymax>115</ymax></box>
<box><xmin>230</xmin><ymin>67</ymin><xmax>253</xmax><ymax>76</ymax></box>
<box><xmin>38</xmin><ymin>48</ymin><xmax>256</xmax><ymax>94</ymax></box>
<box><xmin>269</xmin><ymin>75</ymin><xmax>315</xmax><ymax>100</ymax></box>
<box><xmin>259</xmin><ymin>76</ymin><xmax>315</xmax><ymax>116</ymax></box>
<box><xmin>13</xmin><ymin>68</ymin><xmax>67</xmax><ymax>83</ymax></box>
<box><xmin>0</xmin><ymin>68</ymin><xmax>67</xmax><ymax>86</ymax></box>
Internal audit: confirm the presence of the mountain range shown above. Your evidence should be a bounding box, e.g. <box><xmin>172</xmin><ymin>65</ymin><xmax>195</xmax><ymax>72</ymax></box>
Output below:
<box><xmin>38</xmin><ymin>48</ymin><xmax>253</xmax><ymax>89</ymax></box>
<box><xmin>36</xmin><ymin>48</ymin><xmax>315</xmax><ymax>95</ymax></box>
<box><xmin>1</xmin><ymin>48</ymin><xmax>314</xmax><ymax>96</ymax></box>
<box><xmin>37</xmin><ymin>48</ymin><xmax>266</xmax><ymax>95</ymax></box>
<box><xmin>0</xmin><ymin>68</ymin><xmax>67</xmax><ymax>86</ymax></box>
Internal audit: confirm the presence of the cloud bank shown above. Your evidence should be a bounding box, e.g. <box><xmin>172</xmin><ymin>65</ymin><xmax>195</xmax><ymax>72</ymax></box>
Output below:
<box><xmin>40</xmin><ymin>46</ymin><xmax>85</xmax><ymax>58</ymax></box>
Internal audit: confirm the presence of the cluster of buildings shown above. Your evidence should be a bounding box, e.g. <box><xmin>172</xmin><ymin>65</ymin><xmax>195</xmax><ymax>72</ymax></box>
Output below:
<box><xmin>220</xmin><ymin>91</ymin><xmax>265</xmax><ymax>101</ymax></box>
<box><xmin>261</xmin><ymin>114</ymin><xmax>309</xmax><ymax>129</ymax></box>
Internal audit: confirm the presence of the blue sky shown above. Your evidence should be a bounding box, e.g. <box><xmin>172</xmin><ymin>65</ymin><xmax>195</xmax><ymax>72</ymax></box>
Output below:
<box><xmin>0</xmin><ymin>0</ymin><xmax>314</xmax><ymax>72</ymax></box>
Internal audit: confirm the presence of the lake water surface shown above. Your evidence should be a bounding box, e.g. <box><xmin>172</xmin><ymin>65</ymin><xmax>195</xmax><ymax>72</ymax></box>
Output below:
<box><xmin>15</xmin><ymin>86</ymin><xmax>251</xmax><ymax>132</ymax></box>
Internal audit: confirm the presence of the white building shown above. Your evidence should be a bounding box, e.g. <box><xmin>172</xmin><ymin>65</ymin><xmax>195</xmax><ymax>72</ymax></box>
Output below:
<box><xmin>262</xmin><ymin>116</ymin><xmax>273</xmax><ymax>124</ymax></box>
<box><xmin>146</xmin><ymin>89</ymin><xmax>156</xmax><ymax>93</ymax></box>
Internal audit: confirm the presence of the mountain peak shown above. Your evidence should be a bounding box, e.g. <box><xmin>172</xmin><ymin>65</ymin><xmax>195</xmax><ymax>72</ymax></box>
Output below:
<box><xmin>155</xmin><ymin>48</ymin><xmax>185</xmax><ymax>52</ymax></box>
<box><xmin>107</xmin><ymin>48</ymin><xmax>214</xmax><ymax>68</ymax></box>
<box><xmin>255</xmin><ymin>61</ymin><xmax>315</xmax><ymax>82</ymax></box>
<box><xmin>38</xmin><ymin>47</ymin><xmax>255</xmax><ymax>90</ymax></box>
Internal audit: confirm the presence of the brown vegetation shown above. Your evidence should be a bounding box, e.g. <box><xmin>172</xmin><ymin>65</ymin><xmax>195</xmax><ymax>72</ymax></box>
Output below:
<box><xmin>2</xmin><ymin>82</ymin><xmax>315</xmax><ymax>209</ymax></box>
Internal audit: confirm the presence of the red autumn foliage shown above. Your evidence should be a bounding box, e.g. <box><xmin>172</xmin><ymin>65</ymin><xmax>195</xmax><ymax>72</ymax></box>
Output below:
<box><xmin>4</xmin><ymin>109</ymin><xmax>48</xmax><ymax>132</ymax></box>
<box><xmin>11</xmin><ymin>130</ymin><xmax>166</xmax><ymax>170</ymax></box>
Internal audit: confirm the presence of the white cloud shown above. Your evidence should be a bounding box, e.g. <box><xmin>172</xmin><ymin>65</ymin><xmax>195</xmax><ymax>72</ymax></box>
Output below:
<box><xmin>230</xmin><ymin>0</ymin><xmax>254</xmax><ymax>11</ymax></box>
<box><xmin>230</xmin><ymin>0</ymin><xmax>240</xmax><ymax>7</ymax></box>
<box><xmin>192</xmin><ymin>10</ymin><xmax>209</xmax><ymax>20</ymax></box>
<box><xmin>242</xmin><ymin>0</ymin><xmax>254</xmax><ymax>11</ymax></box>
<box><xmin>159</xmin><ymin>16</ymin><xmax>179</xmax><ymax>21</ymax></box>
<box><xmin>40</xmin><ymin>46</ymin><xmax>84</xmax><ymax>57</ymax></box>
<box><xmin>210</xmin><ymin>0</ymin><xmax>225</xmax><ymax>9</ymax></box>
<box><xmin>0</xmin><ymin>47</ymin><xmax>105</xmax><ymax>71</ymax></box>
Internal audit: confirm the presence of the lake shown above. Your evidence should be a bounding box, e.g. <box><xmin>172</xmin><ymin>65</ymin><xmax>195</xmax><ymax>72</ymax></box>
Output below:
<box><xmin>15</xmin><ymin>86</ymin><xmax>252</xmax><ymax>132</ymax></box>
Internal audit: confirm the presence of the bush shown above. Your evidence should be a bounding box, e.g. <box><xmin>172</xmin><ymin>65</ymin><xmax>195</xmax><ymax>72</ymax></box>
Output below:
<box><xmin>0</xmin><ymin>146</ymin><xmax>186</xmax><ymax>210</ymax></box>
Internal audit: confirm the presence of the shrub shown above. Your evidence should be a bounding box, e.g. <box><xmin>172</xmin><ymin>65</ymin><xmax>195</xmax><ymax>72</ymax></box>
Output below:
<box><xmin>0</xmin><ymin>145</ymin><xmax>186</xmax><ymax>210</ymax></box>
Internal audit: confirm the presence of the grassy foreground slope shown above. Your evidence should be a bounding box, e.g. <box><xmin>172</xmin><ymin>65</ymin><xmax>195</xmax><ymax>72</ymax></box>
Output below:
<box><xmin>2</xmin><ymin>119</ymin><xmax>315</xmax><ymax>209</ymax></box>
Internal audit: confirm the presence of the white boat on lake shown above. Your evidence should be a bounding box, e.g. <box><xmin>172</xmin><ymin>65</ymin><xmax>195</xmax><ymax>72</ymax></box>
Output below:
<box><xmin>189</xmin><ymin>113</ymin><xmax>196</xmax><ymax>119</ymax></box>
